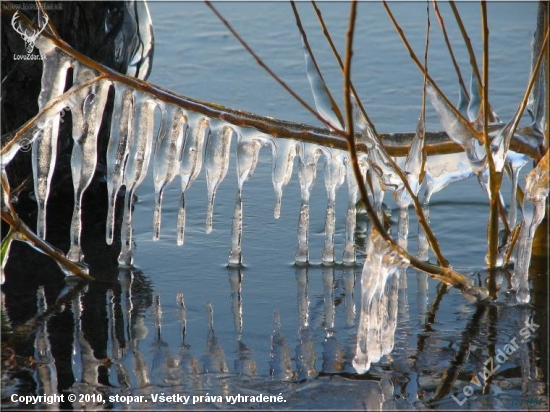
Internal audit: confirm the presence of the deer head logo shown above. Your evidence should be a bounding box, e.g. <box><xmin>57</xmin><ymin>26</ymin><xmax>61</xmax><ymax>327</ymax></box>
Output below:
<box><xmin>11</xmin><ymin>11</ymin><xmax>49</xmax><ymax>54</ymax></box>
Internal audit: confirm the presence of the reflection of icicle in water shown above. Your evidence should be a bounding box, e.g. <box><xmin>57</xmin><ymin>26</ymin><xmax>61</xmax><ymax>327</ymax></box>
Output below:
<box><xmin>269</xmin><ymin>312</ymin><xmax>295</xmax><ymax>381</ymax></box>
<box><xmin>271</xmin><ymin>140</ymin><xmax>297</xmax><ymax>219</ymax></box>
<box><xmin>353</xmin><ymin>229</ymin><xmax>408</xmax><ymax>374</ymax></box>
<box><xmin>322</xmin><ymin>266</ymin><xmax>335</xmax><ymax>334</ymax></box>
<box><xmin>295</xmin><ymin>266</ymin><xmax>309</xmax><ymax>328</ymax></box>
<box><xmin>68</xmin><ymin>72</ymin><xmax>111</xmax><ymax>262</ymax></box>
<box><xmin>32</xmin><ymin>41</ymin><xmax>73</xmax><ymax>239</ymax></box>
<box><xmin>229</xmin><ymin>134</ymin><xmax>263</xmax><ymax>265</ymax></box>
<box><xmin>177</xmin><ymin>116</ymin><xmax>209</xmax><ymax>245</ymax></box>
<box><xmin>322</xmin><ymin>151</ymin><xmax>346</xmax><ymax>264</ymax></box>
<box><xmin>343</xmin><ymin>266</ymin><xmax>356</xmax><ymax>327</ymax></box>
<box><xmin>71</xmin><ymin>290</ymin><xmax>102</xmax><ymax>392</ymax></box>
<box><xmin>296</xmin><ymin>325</ymin><xmax>317</xmax><ymax>381</ymax></box>
<box><xmin>118</xmin><ymin>97</ymin><xmax>158</xmax><ymax>266</ymax></box>
<box><xmin>150</xmin><ymin>295</ymin><xmax>173</xmax><ymax>385</ymax></box>
<box><xmin>228</xmin><ymin>268</ymin><xmax>243</xmax><ymax>337</ymax></box>
<box><xmin>512</xmin><ymin>152</ymin><xmax>548</xmax><ymax>304</ymax></box>
<box><xmin>202</xmin><ymin>302</ymin><xmax>229</xmax><ymax>373</ymax></box>
<box><xmin>176</xmin><ymin>292</ymin><xmax>200</xmax><ymax>375</ymax></box>
<box><xmin>343</xmin><ymin>155</ymin><xmax>359</xmax><ymax>265</ymax></box>
<box><xmin>153</xmin><ymin>106</ymin><xmax>188</xmax><ymax>241</ymax></box>
<box><xmin>205</xmin><ymin>126</ymin><xmax>234</xmax><ymax>234</ymax></box>
<box><xmin>34</xmin><ymin>287</ymin><xmax>59</xmax><ymax>407</ymax></box>
<box><xmin>106</xmin><ymin>85</ymin><xmax>134</xmax><ymax>245</ymax></box>
<box><xmin>296</xmin><ymin>143</ymin><xmax>322</xmax><ymax>264</ymax></box>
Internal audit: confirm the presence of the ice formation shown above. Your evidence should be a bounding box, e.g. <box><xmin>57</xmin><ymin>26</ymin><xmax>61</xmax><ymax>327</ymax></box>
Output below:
<box><xmin>1</xmin><ymin>16</ymin><xmax>545</xmax><ymax>322</ymax></box>
<box><xmin>353</xmin><ymin>229</ymin><xmax>409</xmax><ymax>374</ymax></box>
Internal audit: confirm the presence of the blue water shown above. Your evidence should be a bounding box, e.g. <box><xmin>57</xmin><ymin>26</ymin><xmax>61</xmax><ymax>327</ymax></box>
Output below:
<box><xmin>2</xmin><ymin>2</ymin><xmax>546</xmax><ymax>410</ymax></box>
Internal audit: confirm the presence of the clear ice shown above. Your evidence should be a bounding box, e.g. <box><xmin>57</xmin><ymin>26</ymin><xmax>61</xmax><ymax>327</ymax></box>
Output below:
<box><xmin>353</xmin><ymin>229</ymin><xmax>408</xmax><ymax>374</ymax></box>
<box><xmin>512</xmin><ymin>152</ymin><xmax>548</xmax><ymax>304</ymax></box>
<box><xmin>68</xmin><ymin>71</ymin><xmax>111</xmax><ymax>262</ymax></box>
<box><xmin>204</xmin><ymin>125</ymin><xmax>234</xmax><ymax>234</ymax></box>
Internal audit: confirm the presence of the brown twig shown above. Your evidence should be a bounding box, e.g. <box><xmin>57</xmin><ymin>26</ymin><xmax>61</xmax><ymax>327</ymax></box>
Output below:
<box><xmin>290</xmin><ymin>1</ymin><xmax>344</xmax><ymax>128</ymax></box>
<box><xmin>432</xmin><ymin>0</ymin><xmax>469</xmax><ymax>98</ymax></box>
<box><xmin>481</xmin><ymin>2</ymin><xmax>500</xmax><ymax>269</ymax></box>
<box><xmin>341</xmin><ymin>2</ymin><xmax>477</xmax><ymax>294</ymax></box>
<box><xmin>382</xmin><ymin>1</ymin><xmax>481</xmax><ymax>143</ymax></box>
<box><xmin>205</xmin><ymin>1</ymin><xmax>343</xmax><ymax>133</ymax></box>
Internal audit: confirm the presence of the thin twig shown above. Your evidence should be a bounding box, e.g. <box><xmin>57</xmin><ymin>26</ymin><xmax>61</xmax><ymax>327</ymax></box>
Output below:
<box><xmin>481</xmin><ymin>2</ymin><xmax>499</xmax><ymax>269</ymax></box>
<box><xmin>310</xmin><ymin>0</ymin><xmax>378</xmax><ymax>134</ymax></box>
<box><xmin>0</xmin><ymin>173</ymin><xmax>93</xmax><ymax>281</ymax></box>
<box><xmin>382</xmin><ymin>1</ymin><xmax>481</xmax><ymax>142</ymax></box>
<box><xmin>449</xmin><ymin>1</ymin><xmax>482</xmax><ymax>87</ymax></box>
<box><xmin>341</xmin><ymin>2</ymin><xmax>476</xmax><ymax>293</ymax></box>
<box><xmin>291</xmin><ymin>1</ymin><xmax>344</xmax><ymax>128</ymax></box>
<box><xmin>1</xmin><ymin>5</ymin><xmax>541</xmax><ymax>162</ymax></box>
<box><xmin>205</xmin><ymin>1</ymin><xmax>343</xmax><ymax>133</ymax></box>
<box><xmin>432</xmin><ymin>0</ymin><xmax>469</xmax><ymax>98</ymax></box>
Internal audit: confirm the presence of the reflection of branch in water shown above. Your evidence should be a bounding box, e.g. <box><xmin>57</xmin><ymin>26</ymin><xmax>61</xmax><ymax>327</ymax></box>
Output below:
<box><xmin>430</xmin><ymin>304</ymin><xmax>487</xmax><ymax>402</ymax></box>
<box><xmin>202</xmin><ymin>302</ymin><xmax>228</xmax><ymax>373</ymax></box>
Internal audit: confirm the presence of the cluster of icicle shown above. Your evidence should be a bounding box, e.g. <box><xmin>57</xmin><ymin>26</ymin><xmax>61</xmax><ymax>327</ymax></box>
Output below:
<box><xmin>352</xmin><ymin>228</ymin><xmax>408</xmax><ymax>374</ymax></box>
<box><xmin>2</xmin><ymin>7</ymin><xmax>548</xmax><ymax>380</ymax></box>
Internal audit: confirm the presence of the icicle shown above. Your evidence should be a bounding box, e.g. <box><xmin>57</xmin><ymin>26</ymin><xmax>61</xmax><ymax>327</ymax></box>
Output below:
<box><xmin>381</xmin><ymin>271</ymin><xmax>400</xmax><ymax>355</ymax></box>
<box><xmin>202</xmin><ymin>302</ymin><xmax>228</xmax><ymax>373</ymax></box>
<box><xmin>343</xmin><ymin>155</ymin><xmax>358</xmax><ymax>265</ymax></box>
<box><xmin>457</xmin><ymin>84</ymin><xmax>469</xmax><ymax>118</ymax></box>
<box><xmin>394</xmin><ymin>117</ymin><xmax>426</xmax><ymax>249</ymax></box>
<box><xmin>512</xmin><ymin>152</ymin><xmax>548</xmax><ymax>304</ymax></box>
<box><xmin>467</xmin><ymin>73</ymin><xmax>481</xmax><ymax>123</ymax></box>
<box><xmin>321</xmin><ymin>150</ymin><xmax>345</xmax><ymax>264</ymax></box>
<box><xmin>269</xmin><ymin>312</ymin><xmax>295</xmax><ymax>381</ymax></box>
<box><xmin>32</xmin><ymin>45</ymin><xmax>73</xmax><ymax>239</ymax></box>
<box><xmin>228</xmin><ymin>135</ymin><xmax>263</xmax><ymax>266</ymax></box>
<box><xmin>527</xmin><ymin>2</ymin><xmax>547</xmax><ymax>133</ymax></box>
<box><xmin>106</xmin><ymin>84</ymin><xmax>134</xmax><ymax>245</ymax></box>
<box><xmin>68</xmin><ymin>74</ymin><xmax>111</xmax><ymax>262</ymax></box>
<box><xmin>126</xmin><ymin>0</ymin><xmax>154</xmax><ymax>80</ymax></box>
<box><xmin>296</xmin><ymin>143</ymin><xmax>321</xmax><ymax>264</ymax></box>
<box><xmin>299</xmin><ymin>33</ymin><xmax>343</xmax><ymax>130</ymax></box>
<box><xmin>118</xmin><ymin>97</ymin><xmax>158</xmax><ymax>266</ymax></box>
<box><xmin>353</xmin><ymin>229</ymin><xmax>409</xmax><ymax>374</ymax></box>
<box><xmin>153</xmin><ymin>106</ymin><xmax>188</xmax><ymax>241</ymax></box>
<box><xmin>271</xmin><ymin>139</ymin><xmax>297</xmax><ymax>219</ymax></box>
<box><xmin>177</xmin><ymin>116</ymin><xmax>209</xmax><ymax>245</ymax></box>
<box><xmin>507</xmin><ymin>151</ymin><xmax>529</xmax><ymax>228</ymax></box>
<box><xmin>205</xmin><ymin>125</ymin><xmax>234</xmax><ymax>234</ymax></box>
<box><xmin>427</xmin><ymin>81</ymin><xmax>496</xmax><ymax>205</ymax></box>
